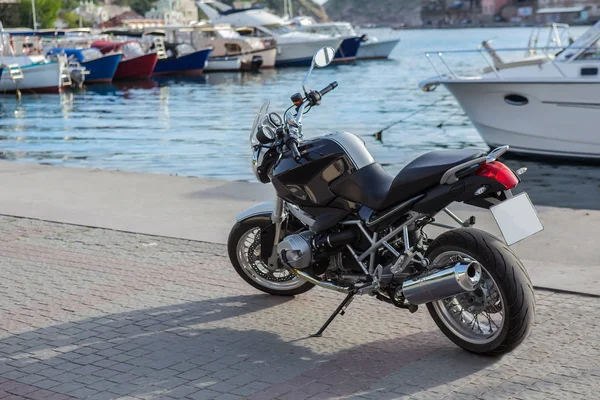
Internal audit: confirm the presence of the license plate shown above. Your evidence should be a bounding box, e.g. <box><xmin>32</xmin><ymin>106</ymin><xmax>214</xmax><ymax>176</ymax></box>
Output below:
<box><xmin>490</xmin><ymin>192</ymin><xmax>543</xmax><ymax>246</ymax></box>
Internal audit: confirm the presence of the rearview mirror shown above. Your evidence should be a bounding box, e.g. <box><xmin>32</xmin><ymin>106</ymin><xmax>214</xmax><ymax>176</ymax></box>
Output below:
<box><xmin>313</xmin><ymin>47</ymin><xmax>335</xmax><ymax>68</ymax></box>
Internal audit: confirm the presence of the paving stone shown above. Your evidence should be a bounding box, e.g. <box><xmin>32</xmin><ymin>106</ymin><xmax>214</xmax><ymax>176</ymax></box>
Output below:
<box><xmin>0</xmin><ymin>217</ymin><xmax>597</xmax><ymax>400</ymax></box>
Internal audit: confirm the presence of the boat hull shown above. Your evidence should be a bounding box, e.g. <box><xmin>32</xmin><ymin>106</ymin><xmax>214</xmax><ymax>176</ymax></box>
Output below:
<box><xmin>83</xmin><ymin>54</ymin><xmax>122</xmax><ymax>83</ymax></box>
<box><xmin>333</xmin><ymin>36</ymin><xmax>361</xmax><ymax>63</ymax></box>
<box><xmin>0</xmin><ymin>61</ymin><xmax>62</xmax><ymax>94</ymax></box>
<box><xmin>153</xmin><ymin>49</ymin><xmax>212</xmax><ymax>77</ymax></box>
<box><xmin>444</xmin><ymin>80</ymin><xmax>600</xmax><ymax>159</ymax></box>
<box><xmin>357</xmin><ymin>38</ymin><xmax>400</xmax><ymax>60</ymax></box>
<box><xmin>275</xmin><ymin>37</ymin><xmax>342</xmax><ymax>67</ymax></box>
<box><xmin>114</xmin><ymin>53</ymin><xmax>158</xmax><ymax>81</ymax></box>
<box><xmin>205</xmin><ymin>57</ymin><xmax>242</xmax><ymax>72</ymax></box>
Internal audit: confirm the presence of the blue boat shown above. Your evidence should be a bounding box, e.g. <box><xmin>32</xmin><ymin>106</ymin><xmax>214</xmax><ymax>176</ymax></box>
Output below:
<box><xmin>333</xmin><ymin>36</ymin><xmax>363</xmax><ymax>63</ymax></box>
<box><xmin>47</xmin><ymin>48</ymin><xmax>122</xmax><ymax>83</ymax></box>
<box><xmin>152</xmin><ymin>44</ymin><xmax>212</xmax><ymax>77</ymax></box>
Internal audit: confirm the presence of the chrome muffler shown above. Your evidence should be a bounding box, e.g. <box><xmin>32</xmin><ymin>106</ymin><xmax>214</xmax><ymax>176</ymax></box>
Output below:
<box><xmin>402</xmin><ymin>261</ymin><xmax>482</xmax><ymax>305</ymax></box>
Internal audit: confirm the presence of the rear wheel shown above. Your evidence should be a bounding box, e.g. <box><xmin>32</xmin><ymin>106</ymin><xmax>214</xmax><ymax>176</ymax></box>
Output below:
<box><xmin>227</xmin><ymin>216</ymin><xmax>315</xmax><ymax>296</ymax></box>
<box><xmin>425</xmin><ymin>228</ymin><xmax>535</xmax><ymax>356</ymax></box>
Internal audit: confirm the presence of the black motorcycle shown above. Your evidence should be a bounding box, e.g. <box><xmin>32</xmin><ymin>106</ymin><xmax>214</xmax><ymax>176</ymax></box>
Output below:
<box><xmin>228</xmin><ymin>47</ymin><xmax>541</xmax><ymax>355</ymax></box>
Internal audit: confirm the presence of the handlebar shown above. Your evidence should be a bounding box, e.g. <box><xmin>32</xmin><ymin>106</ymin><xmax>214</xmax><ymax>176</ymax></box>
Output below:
<box><xmin>319</xmin><ymin>81</ymin><xmax>338</xmax><ymax>97</ymax></box>
<box><xmin>287</xmin><ymin>137</ymin><xmax>302</xmax><ymax>162</ymax></box>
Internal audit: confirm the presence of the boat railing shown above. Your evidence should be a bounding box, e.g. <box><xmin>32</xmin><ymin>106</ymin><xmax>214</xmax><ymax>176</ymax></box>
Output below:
<box><xmin>423</xmin><ymin>45</ymin><xmax>592</xmax><ymax>81</ymax></box>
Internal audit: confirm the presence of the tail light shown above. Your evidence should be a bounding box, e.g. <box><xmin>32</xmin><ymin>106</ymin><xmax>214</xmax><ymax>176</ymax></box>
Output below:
<box><xmin>476</xmin><ymin>161</ymin><xmax>519</xmax><ymax>189</ymax></box>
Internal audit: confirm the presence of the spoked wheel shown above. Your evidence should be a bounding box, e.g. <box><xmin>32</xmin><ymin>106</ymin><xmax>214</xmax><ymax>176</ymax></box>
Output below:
<box><xmin>425</xmin><ymin>228</ymin><xmax>535</xmax><ymax>356</ymax></box>
<box><xmin>228</xmin><ymin>216</ymin><xmax>315</xmax><ymax>296</ymax></box>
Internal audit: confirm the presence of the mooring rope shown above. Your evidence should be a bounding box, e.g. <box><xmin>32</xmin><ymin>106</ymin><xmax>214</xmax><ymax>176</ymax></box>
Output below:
<box><xmin>371</xmin><ymin>94</ymin><xmax>451</xmax><ymax>141</ymax></box>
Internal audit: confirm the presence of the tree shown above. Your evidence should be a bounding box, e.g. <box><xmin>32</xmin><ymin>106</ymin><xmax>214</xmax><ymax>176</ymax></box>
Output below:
<box><xmin>129</xmin><ymin>0</ymin><xmax>154</xmax><ymax>15</ymax></box>
<box><xmin>60</xmin><ymin>11</ymin><xmax>92</xmax><ymax>28</ymax></box>
<box><xmin>20</xmin><ymin>0</ymin><xmax>62</xmax><ymax>29</ymax></box>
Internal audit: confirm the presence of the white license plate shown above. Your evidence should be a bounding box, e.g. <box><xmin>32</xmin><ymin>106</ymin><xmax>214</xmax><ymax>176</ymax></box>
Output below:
<box><xmin>490</xmin><ymin>192</ymin><xmax>543</xmax><ymax>246</ymax></box>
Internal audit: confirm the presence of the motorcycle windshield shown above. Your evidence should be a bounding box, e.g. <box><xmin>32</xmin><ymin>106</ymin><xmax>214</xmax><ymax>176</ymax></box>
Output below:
<box><xmin>250</xmin><ymin>101</ymin><xmax>270</xmax><ymax>148</ymax></box>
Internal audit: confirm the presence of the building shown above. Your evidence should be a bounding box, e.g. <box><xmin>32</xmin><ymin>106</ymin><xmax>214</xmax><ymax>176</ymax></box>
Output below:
<box><xmin>73</xmin><ymin>1</ymin><xmax>132</xmax><ymax>25</ymax></box>
<box><xmin>421</xmin><ymin>0</ymin><xmax>484</xmax><ymax>25</ymax></box>
<box><xmin>538</xmin><ymin>0</ymin><xmax>600</xmax><ymax>20</ymax></box>
<box><xmin>481</xmin><ymin>0</ymin><xmax>511</xmax><ymax>16</ymax></box>
<box><xmin>145</xmin><ymin>0</ymin><xmax>198</xmax><ymax>25</ymax></box>
<box><xmin>536</xmin><ymin>6</ymin><xmax>590</xmax><ymax>23</ymax></box>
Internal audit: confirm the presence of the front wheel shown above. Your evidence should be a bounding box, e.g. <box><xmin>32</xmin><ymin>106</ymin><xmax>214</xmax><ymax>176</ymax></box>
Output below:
<box><xmin>227</xmin><ymin>215</ymin><xmax>315</xmax><ymax>296</ymax></box>
<box><xmin>425</xmin><ymin>228</ymin><xmax>535</xmax><ymax>356</ymax></box>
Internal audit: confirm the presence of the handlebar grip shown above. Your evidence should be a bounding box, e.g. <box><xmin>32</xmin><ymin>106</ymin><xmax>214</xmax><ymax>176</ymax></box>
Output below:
<box><xmin>288</xmin><ymin>139</ymin><xmax>302</xmax><ymax>162</ymax></box>
<box><xmin>319</xmin><ymin>81</ymin><xmax>338</xmax><ymax>97</ymax></box>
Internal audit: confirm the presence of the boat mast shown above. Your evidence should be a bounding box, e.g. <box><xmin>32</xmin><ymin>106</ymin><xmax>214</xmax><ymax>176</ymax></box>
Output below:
<box><xmin>31</xmin><ymin>0</ymin><xmax>37</xmax><ymax>29</ymax></box>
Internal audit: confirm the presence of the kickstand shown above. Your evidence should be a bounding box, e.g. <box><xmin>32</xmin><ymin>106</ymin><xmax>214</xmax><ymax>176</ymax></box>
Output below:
<box><xmin>311</xmin><ymin>290</ymin><xmax>357</xmax><ymax>338</ymax></box>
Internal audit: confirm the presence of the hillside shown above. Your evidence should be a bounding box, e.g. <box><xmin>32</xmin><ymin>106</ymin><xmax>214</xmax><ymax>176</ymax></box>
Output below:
<box><xmin>325</xmin><ymin>0</ymin><xmax>422</xmax><ymax>25</ymax></box>
<box><xmin>216</xmin><ymin>0</ymin><xmax>328</xmax><ymax>21</ymax></box>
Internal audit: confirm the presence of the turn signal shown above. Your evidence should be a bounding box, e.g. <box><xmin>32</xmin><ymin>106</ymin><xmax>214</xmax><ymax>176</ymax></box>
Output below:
<box><xmin>476</xmin><ymin>162</ymin><xmax>519</xmax><ymax>189</ymax></box>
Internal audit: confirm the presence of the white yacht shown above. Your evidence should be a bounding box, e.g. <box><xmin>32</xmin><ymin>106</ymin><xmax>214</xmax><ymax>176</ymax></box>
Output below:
<box><xmin>288</xmin><ymin>16</ymin><xmax>399</xmax><ymax>61</ymax></box>
<box><xmin>420</xmin><ymin>21</ymin><xmax>600</xmax><ymax>160</ymax></box>
<box><xmin>196</xmin><ymin>0</ymin><xmax>342</xmax><ymax>67</ymax></box>
<box><xmin>288</xmin><ymin>17</ymin><xmax>362</xmax><ymax>62</ymax></box>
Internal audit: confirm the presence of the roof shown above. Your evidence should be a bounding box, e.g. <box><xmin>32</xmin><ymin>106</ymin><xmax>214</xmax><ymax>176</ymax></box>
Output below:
<box><xmin>536</xmin><ymin>6</ymin><xmax>588</xmax><ymax>15</ymax></box>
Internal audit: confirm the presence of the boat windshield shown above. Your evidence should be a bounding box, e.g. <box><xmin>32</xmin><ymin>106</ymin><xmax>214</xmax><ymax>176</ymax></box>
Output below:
<box><xmin>302</xmin><ymin>25</ymin><xmax>342</xmax><ymax>36</ymax></box>
<box><xmin>80</xmin><ymin>48</ymin><xmax>103</xmax><ymax>62</ymax></box>
<box><xmin>263</xmin><ymin>24</ymin><xmax>292</xmax><ymax>35</ymax></box>
<box><xmin>175</xmin><ymin>43</ymin><xmax>195</xmax><ymax>56</ymax></box>
<box><xmin>216</xmin><ymin>29</ymin><xmax>242</xmax><ymax>40</ymax></box>
<box><xmin>122</xmin><ymin>42</ymin><xmax>145</xmax><ymax>57</ymax></box>
<box><xmin>558</xmin><ymin>20</ymin><xmax>600</xmax><ymax>60</ymax></box>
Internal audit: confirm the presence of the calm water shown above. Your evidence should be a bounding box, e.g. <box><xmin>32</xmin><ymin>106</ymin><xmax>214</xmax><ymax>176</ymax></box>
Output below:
<box><xmin>1</xmin><ymin>27</ymin><xmax>599</xmax><ymax>208</ymax></box>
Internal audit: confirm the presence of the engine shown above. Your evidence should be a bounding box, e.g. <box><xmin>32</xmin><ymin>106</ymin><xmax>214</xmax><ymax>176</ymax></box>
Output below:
<box><xmin>277</xmin><ymin>230</ymin><xmax>357</xmax><ymax>269</ymax></box>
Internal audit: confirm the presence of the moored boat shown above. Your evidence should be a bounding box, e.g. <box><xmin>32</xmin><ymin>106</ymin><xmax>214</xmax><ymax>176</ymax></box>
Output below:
<box><xmin>152</xmin><ymin>44</ymin><xmax>212</xmax><ymax>76</ymax></box>
<box><xmin>92</xmin><ymin>40</ymin><xmax>158</xmax><ymax>80</ymax></box>
<box><xmin>47</xmin><ymin>48</ymin><xmax>122</xmax><ymax>83</ymax></box>
<box><xmin>205</xmin><ymin>56</ymin><xmax>242</xmax><ymax>72</ymax></box>
<box><xmin>197</xmin><ymin>1</ymin><xmax>342</xmax><ymax>67</ymax></box>
<box><xmin>191</xmin><ymin>24</ymin><xmax>277</xmax><ymax>70</ymax></box>
<box><xmin>290</xmin><ymin>17</ymin><xmax>362</xmax><ymax>63</ymax></box>
<box><xmin>357</xmin><ymin>36</ymin><xmax>400</xmax><ymax>60</ymax></box>
<box><xmin>0</xmin><ymin>30</ymin><xmax>66</xmax><ymax>94</ymax></box>
<box><xmin>420</xmin><ymin>21</ymin><xmax>600</xmax><ymax>160</ymax></box>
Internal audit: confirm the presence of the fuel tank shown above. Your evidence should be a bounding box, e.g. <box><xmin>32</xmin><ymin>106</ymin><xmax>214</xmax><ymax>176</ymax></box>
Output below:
<box><xmin>271</xmin><ymin>132</ymin><xmax>374</xmax><ymax>207</ymax></box>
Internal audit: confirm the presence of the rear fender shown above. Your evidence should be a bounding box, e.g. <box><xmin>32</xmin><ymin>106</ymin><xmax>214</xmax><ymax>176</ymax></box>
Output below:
<box><xmin>412</xmin><ymin>175</ymin><xmax>508</xmax><ymax>214</ymax></box>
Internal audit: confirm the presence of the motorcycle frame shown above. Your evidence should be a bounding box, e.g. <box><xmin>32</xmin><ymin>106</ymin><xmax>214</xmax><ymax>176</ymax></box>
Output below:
<box><xmin>263</xmin><ymin>145</ymin><xmax>512</xmax><ymax>286</ymax></box>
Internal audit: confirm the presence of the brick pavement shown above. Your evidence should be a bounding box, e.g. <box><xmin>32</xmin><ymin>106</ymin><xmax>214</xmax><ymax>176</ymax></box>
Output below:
<box><xmin>0</xmin><ymin>216</ymin><xmax>598</xmax><ymax>400</ymax></box>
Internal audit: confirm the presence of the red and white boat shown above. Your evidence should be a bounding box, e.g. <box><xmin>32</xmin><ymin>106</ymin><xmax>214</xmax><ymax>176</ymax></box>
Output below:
<box><xmin>92</xmin><ymin>40</ymin><xmax>158</xmax><ymax>80</ymax></box>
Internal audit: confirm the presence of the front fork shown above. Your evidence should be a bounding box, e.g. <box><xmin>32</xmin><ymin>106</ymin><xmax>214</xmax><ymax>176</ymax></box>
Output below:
<box><xmin>266</xmin><ymin>196</ymin><xmax>285</xmax><ymax>271</ymax></box>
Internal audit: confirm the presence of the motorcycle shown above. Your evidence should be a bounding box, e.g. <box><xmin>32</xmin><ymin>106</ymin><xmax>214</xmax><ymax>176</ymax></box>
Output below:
<box><xmin>228</xmin><ymin>47</ymin><xmax>541</xmax><ymax>355</ymax></box>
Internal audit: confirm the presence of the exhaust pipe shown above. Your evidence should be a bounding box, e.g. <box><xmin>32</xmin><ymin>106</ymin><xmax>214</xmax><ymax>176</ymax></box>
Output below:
<box><xmin>402</xmin><ymin>261</ymin><xmax>482</xmax><ymax>305</ymax></box>
<box><xmin>289</xmin><ymin>267</ymin><xmax>350</xmax><ymax>294</ymax></box>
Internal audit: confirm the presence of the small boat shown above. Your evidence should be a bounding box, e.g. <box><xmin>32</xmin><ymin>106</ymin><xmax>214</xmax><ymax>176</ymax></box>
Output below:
<box><xmin>139</xmin><ymin>33</ymin><xmax>213</xmax><ymax>77</ymax></box>
<box><xmin>357</xmin><ymin>36</ymin><xmax>400</xmax><ymax>60</ymax></box>
<box><xmin>290</xmin><ymin>17</ymin><xmax>362</xmax><ymax>63</ymax></box>
<box><xmin>92</xmin><ymin>40</ymin><xmax>158</xmax><ymax>81</ymax></box>
<box><xmin>47</xmin><ymin>48</ymin><xmax>122</xmax><ymax>83</ymax></box>
<box><xmin>0</xmin><ymin>31</ymin><xmax>67</xmax><ymax>94</ymax></box>
<box><xmin>152</xmin><ymin>44</ymin><xmax>211</xmax><ymax>76</ymax></box>
<box><xmin>420</xmin><ymin>21</ymin><xmax>600</xmax><ymax>160</ymax></box>
<box><xmin>205</xmin><ymin>56</ymin><xmax>242</xmax><ymax>72</ymax></box>
<box><xmin>191</xmin><ymin>24</ymin><xmax>277</xmax><ymax>70</ymax></box>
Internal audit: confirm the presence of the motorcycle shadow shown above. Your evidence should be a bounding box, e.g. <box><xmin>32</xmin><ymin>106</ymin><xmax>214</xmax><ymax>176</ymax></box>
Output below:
<box><xmin>0</xmin><ymin>294</ymin><xmax>502</xmax><ymax>398</ymax></box>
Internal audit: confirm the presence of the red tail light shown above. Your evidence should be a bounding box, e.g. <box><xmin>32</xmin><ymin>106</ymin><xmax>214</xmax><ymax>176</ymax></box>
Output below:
<box><xmin>476</xmin><ymin>161</ymin><xmax>519</xmax><ymax>189</ymax></box>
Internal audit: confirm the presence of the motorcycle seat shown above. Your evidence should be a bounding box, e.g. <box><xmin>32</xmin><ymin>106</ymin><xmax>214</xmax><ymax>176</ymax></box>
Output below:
<box><xmin>331</xmin><ymin>149</ymin><xmax>484</xmax><ymax>211</ymax></box>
